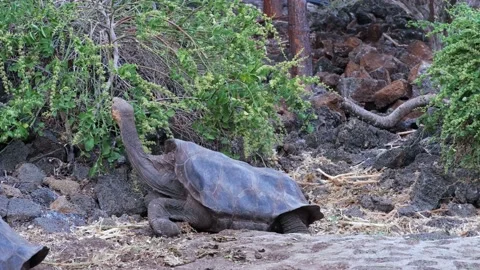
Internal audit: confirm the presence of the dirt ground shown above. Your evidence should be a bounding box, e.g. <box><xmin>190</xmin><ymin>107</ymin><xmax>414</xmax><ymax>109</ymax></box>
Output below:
<box><xmin>17</xmin><ymin>152</ymin><xmax>480</xmax><ymax>270</ymax></box>
<box><xmin>22</xmin><ymin>226</ymin><xmax>480</xmax><ymax>270</ymax></box>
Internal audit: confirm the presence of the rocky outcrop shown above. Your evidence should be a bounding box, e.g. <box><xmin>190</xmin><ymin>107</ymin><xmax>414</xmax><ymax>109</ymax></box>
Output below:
<box><xmin>308</xmin><ymin>0</ymin><xmax>438</xmax><ymax>128</ymax></box>
<box><xmin>172</xmin><ymin>230</ymin><xmax>480</xmax><ymax>270</ymax></box>
<box><xmin>94</xmin><ymin>168</ymin><xmax>147</xmax><ymax>217</ymax></box>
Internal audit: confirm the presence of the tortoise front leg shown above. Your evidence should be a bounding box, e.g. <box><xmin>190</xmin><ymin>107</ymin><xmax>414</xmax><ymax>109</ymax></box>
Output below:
<box><xmin>148</xmin><ymin>196</ymin><xmax>213</xmax><ymax>237</ymax></box>
<box><xmin>148</xmin><ymin>198</ymin><xmax>184</xmax><ymax>237</ymax></box>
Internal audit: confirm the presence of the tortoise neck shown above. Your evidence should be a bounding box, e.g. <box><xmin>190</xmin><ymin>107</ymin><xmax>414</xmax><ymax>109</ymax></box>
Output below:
<box><xmin>118</xmin><ymin>115</ymin><xmax>148</xmax><ymax>162</ymax></box>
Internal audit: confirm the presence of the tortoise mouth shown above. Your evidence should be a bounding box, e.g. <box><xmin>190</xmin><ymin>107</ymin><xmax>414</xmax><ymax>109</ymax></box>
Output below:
<box><xmin>111</xmin><ymin>97</ymin><xmax>134</xmax><ymax>123</ymax></box>
<box><xmin>112</xmin><ymin>108</ymin><xmax>122</xmax><ymax>123</ymax></box>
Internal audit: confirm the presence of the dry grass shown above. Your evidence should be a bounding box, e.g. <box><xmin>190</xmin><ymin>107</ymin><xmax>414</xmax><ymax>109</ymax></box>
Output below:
<box><xmin>290</xmin><ymin>151</ymin><xmax>480</xmax><ymax>237</ymax></box>
<box><xmin>19</xmin><ymin>217</ymin><xmax>204</xmax><ymax>269</ymax></box>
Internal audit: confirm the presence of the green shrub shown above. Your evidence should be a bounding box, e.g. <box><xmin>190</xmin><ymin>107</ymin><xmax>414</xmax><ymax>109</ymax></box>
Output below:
<box><xmin>421</xmin><ymin>4</ymin><xmax>480</xmax><ymax>171</ymax></box>
<box><xmin>0</xmin><ymin>0</ymin><xmax>314</xmax><ymax>174</ymax></box>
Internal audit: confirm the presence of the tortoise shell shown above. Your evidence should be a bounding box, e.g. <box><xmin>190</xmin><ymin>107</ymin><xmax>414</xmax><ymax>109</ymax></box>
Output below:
<box><xmin>165</xmin><ymin>139</ymin><xmax>323</xmax><ymax>225</ymax></box>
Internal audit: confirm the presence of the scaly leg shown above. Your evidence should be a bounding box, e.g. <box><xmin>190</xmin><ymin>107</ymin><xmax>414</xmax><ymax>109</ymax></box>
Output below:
<box><xmin>148</xmin><ymin>196</ymin><xmax>214</xmax><ymax>237</ymax></box>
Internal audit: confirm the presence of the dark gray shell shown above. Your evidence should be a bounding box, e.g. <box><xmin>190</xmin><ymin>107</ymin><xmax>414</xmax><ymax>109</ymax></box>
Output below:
<box><xmin>0</xmin><ymin>218</ymin><xmax>49</xmax><ymax>269</ymax></box>
<box><xmin>165</xmin><ymin>139</ymin><xmax>323</xmax><ymax>225</ymax></box>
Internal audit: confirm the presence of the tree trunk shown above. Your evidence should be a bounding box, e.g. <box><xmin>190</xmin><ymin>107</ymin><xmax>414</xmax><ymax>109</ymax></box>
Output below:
<box><xmin>287</xmin><ymin>0</ymin><xmax>313</xmax><ymax>77</ymax></box>
<box><xmin>264</xmin><ymin>0</ymin><xmax>284</xmax><ymax>19</ymax></box>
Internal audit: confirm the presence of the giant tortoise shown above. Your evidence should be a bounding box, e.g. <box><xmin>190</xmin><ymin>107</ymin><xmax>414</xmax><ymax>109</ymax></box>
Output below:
<box><xmin>0</xmin><ymin>218</ymin><xmax>49</xmax><ymax>269</ymax></box>
<box><xmin>112</xmin><ymin>97</ymin><xmax>323</xmax><ymax>237</ymax></box>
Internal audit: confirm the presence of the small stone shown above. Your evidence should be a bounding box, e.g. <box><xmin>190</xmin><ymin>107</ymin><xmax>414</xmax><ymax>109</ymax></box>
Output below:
<box><xmin>454</xmin><ymin>183</ymin><xmax>480</xmax><ymax>205</ymax></box>
<box><xmin>407</xmin><ymin>40</ymin><xmax>433</xmax><ymax>62</ymax></box>
<box><xmin>315</xmin><ymin>57</ymin><xmax>343</xmax><ymax>74</ymax></box>
<box><xmin>359</xmin><ymin>195</ymin><xmax>394</xmax><ymax>213</ymax></box>
<box><xmin>0</xmin><ymin>140</ymin><xmax>30</xmax><ymax>172</ymax></box>
<box><xmin>34</xmin><ymin>211</ymin><xmax>86</xmax><ymax>233</ymax></box>
<box><xmin>231</xmin><ymin>249</ymin><xmax>247</xmax><ymax>262</ymax></box>
<box><xmin>373</xmin><ymin>145</ymin><xmax>423</xmax><ymax>170</ymax></box>
<box><xmin>344</xmin><ymin>61</ymin><xmax>370</xmax><ymax>79</ymax></box>
<box><xmin>95</xmin><ymin>169</ymin><xmax>146</xmax><ymax>216</ymax></box>
<box><xmin>310</xmin><ymin>92</ymin><xmax>344</xmax><ymax>116</ymax></box>
<box><xmin>408</xmin><ymin>61</ymin><xmax>430</xmax><ymax>84</ymax></box>
<box><xmin>44</xmin><ymin>177</ymin><xmax>80</xmax><ymax>196</ymax></box>
<box><xmin>15</xmin><ymin>163</ymin><xmax>45</xmax><ymax>184</ymax></box>
<box><xmin>0</xmin><ymin>184</ymin><xmax>24</xmax><ymax>198</ymax></box>
<box><xmin>344</xmin><ymin>36</ymin><xmax>362</xmax><ymax>50</ymax></box>
<box><xmin>6</xmin><ymin>198</ymin><xmax>42</xmax><ymax>223</ymax></box>
<box><xmin>408</xmin><ymin>61</ymin><xmax>438</xmax><ymax>97</ymax></box>
<box><xmin>317</xmin><ymin>72</ymin><xmax>340</xmax><ymax>87</ymax></box>
<box><xmin>355</xmin><ymin>11</ymin><xmax>375</xmax><ymax>25</ymax></box>
<box><xmin>366</xmin><ymin>23</ymin><xmax>383</xmax><ymax>42</ymax></box>
<box><xmin>359</xmin><ymin>52</ymin><xmax>398</xmax><ymax>74</ymax></box>
<box><xmin>369</xmin><ymin>67</ymin><xmax>391</xmax><ymax>84</ymax></box>
<box><xmin>100</xmin><ymin>217</ymin><xmax>117</xmax><ymax>227</ymax></box>
<box><xmin>0</xmin><ymin>195</ymin><xmax>8</xmax><ymax>217</ymax></box>
<box><xmin>397</xmin><ymin>205</ymin><xmax>418</xmax><ymax>217</ymax></box>
<box><xmin>373</xmin><ymin>79</ymin><xmax>411</xmax><ymax>109</ymax></box>
<box><xmin>70</xmin><ymin>194</ymin><xmax>98</xmax><ymax>216</ymax></box>
<box><xmin>426</xmin><ymin>217</ymin><xmax>464</xmax><ymax>230</ymax></box>
<box><xmin>72</xmin><ymin>164</ymin><xmax>91</xmax><ymax>180</ymax></box>
<box><xmin>343</xmin><ymin>206</ymin><xmax>365</xmax><ymax>218</ymax></box>
<box><xmin>337</xmin><ymin>77</ymin><xmax>387</xmax><ymax>103</ymax></box>
<box><xmin>463</xmin><ymin>231</ymin><xmax>479</xmax><ymax>237</ymax></box>
<box><xmin>34</xmin><ymin>215</ymin><xmax>71</xmax><ymax>233</ymax></box>
<box><xmin>410</xmin><ymin>168</ymin><xmax>452</xmax><ymax>211</ymax></box>
<box><xmin>50</xmin><ymin>196</ymin><xmax>78</xmax><ymax>214</ymax></box>
<box><xmin>350</xmin><ymin>44</ymin><xmax>377</xmax><ymax>64</ymax></box>
<box><xmin>398</xmin><ymin>51</ymin><xmax>422</xmax><ymax>69</ymax></box>
<box><xmin>31</xmin><ymin>187</ymin><xmax>58</xmax><ymax>207</ymax></box>
<box><xmin>334</xmin><ymin>36</ymin><xmax>362</xmax><ymax>57</ymax></box>
<box><xmin>13</xmin><ymin>163</ymin><xmax>45</xmax><ymax>193</ymax></box>
<box><xmin>33</xmin><ymin>158</ymin><xmax>58</xmax><ymax>177</ymax></box>
<box><xmin>88</xmin><ymin>209</ymin><xmax>109</xmax><ymax>222</ymax></box>
<box><xmin>28</xmin><ymin>133</ymin><xmax>66</xmax><ymax>164</ymax></box>
<box><xmin>335</xmin><ymin>119</ymin><xmax>399</xmax><ymax>151</ymax></box>
<box><xmin>447</xmin><ymin>203</ymin><xmax>477</xmax><ymax>217</ymax></box>
<box><xmin>391</xmin><ymin>73</ymin><xmax>407</xmax><ymax>81</ymax></box>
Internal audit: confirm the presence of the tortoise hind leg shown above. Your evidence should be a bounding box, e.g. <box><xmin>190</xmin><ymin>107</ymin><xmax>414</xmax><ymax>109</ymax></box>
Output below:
<box><xmin>278</xmin><ymin>211</ymin><xmax>309</xmax><ymax>234</ymax></box>
<box><xmin>183</xmin><ymin>195</ymin><xmax>214</xmax><ymax>232</ymax></box>
<box><xmin>148</xmin><ymin>196</ymin><xmax>214</xmax><ymax>237</ymax></box>
<box><xmin>148</xmin><ymin>198</ymin><xmax>185</xmax><ymax>237</ymax></box>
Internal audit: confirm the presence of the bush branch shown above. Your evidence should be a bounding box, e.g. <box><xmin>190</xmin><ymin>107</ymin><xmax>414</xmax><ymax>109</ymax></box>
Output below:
<box><xmin>342</xmin><ymin>94</ymin><xmax>436</xmax><ymax>129</ymax></box>
<box><xmin>98</xmin><ymin>0</ymin><xmax>119</xmax><ymax>91</ymax></box>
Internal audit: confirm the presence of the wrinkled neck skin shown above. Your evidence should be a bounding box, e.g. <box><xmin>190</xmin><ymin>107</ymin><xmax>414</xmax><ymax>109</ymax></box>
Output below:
<box><xmin>118</xmin><ymin>115</ymin><xmax>186</xmax><ymax>199</ymax></box>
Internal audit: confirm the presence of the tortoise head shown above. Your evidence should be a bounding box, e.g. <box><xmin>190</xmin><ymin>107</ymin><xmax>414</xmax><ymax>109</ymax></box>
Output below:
<box><xmin>112</xmin><ymin>97</ymin><xmax>134</xmax><ymax>124</ymax></box>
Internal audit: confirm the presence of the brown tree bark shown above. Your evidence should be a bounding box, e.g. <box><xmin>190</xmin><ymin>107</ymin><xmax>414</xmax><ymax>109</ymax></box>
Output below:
<box><xmin>287</xmin><ymin>0</ymin><xmax>313</xmax><ymax>77</ymax></box>
<box><xmin>264</xmin><ymin>0</ymin><xmax>284</xmax><ymax>19</ymax></box>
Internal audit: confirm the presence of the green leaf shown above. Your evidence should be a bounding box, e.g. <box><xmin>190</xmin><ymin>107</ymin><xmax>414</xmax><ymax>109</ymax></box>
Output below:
<box><xmin>85</xmin><ymin>137</ymin><xmax>95</xmax><ymax>152</ymax></box>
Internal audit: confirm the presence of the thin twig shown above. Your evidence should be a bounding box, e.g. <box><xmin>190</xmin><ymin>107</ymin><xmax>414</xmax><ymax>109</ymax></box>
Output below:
<box><xmin>164</xmin><ymin>19</ymin><xmax>210</xmax><ymax>71</ymax></box>
<box><xmin>340</xmin><ymin>221</ymin><xmax>389</xmax><ymax>227</ymax></box>
<box><xmin>343</xmin><ymin>174</ymin><xmax>381</xmax><ymax>180</ymax></box>
<box><xmin>351</xmin><ymin>180</ymin><xmax>379</xmax><ymax>186</ymax></box>
<box><xmin>98</xmin><ymin>0</ymin><xmax>120</xmax><ymax>92</ymax></box>
<box><xmin>28</xmin><ymin>148</ymin><xmax>64</xmax><ymax>163</ymax></box>
<box><xmin>316</xmin><ymin>168</ymin><xmax>335</xmax><ymax>179</ymax></box>
<box><xmin>397</xmin><ymin>130</ymin><xmax>417</xmax><ymax>136</ymax></box>
<box><xmin>382</xmin><ymin>33</ymin><xmax>407</xmax><ymax>47</ymax></box>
